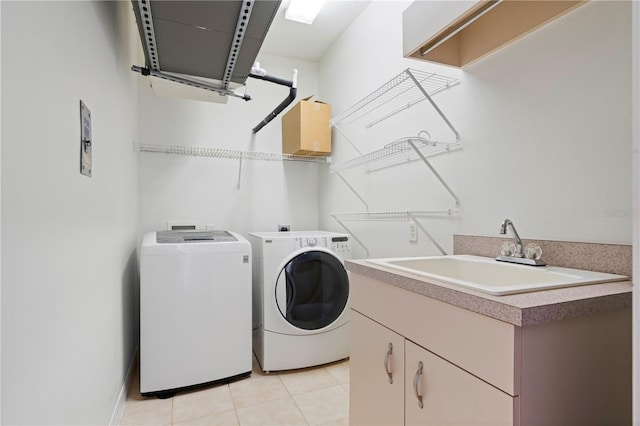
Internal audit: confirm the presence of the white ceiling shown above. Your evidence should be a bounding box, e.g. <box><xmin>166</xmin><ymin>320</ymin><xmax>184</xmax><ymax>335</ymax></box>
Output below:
<box><xmin>259</xmin><ymin>0</ymin><xmax>371</xmax><ymax>62</ymax></box>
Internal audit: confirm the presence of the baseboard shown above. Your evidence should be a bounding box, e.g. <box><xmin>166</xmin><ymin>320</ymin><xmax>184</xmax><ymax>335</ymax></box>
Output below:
<box><xmin>110</xmin><ymin>347</ymin><xmax>139</xmax><ymax>426</ymax></box>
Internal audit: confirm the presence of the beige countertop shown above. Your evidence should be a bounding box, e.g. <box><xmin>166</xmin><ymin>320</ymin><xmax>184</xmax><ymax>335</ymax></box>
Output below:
<box><xmin>345</xmin><ymin>258</ymin><xmax>632</xmax><ymax>327</ymax></box>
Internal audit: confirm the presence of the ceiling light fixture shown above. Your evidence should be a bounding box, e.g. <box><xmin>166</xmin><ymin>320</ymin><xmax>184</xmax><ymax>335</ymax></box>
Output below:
<box><xmin>285</xmin><ymin>0</ymin><xmax>326</xmax><ymax>25</ymax></box>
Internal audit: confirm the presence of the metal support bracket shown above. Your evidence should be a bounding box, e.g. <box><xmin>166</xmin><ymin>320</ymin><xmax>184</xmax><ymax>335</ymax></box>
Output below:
<box><xmin>330</xmin><ymin>214</ymin><xmax>370</xmax><ymax>257</ymax></box>
<box><xmin>136</xmin><ymin>0</ymin><xmax>160</xmax><ymax>70</ymax></box>
<box><xmin>336</xmin><ymin>172</ymin><xmax>369</xmax><ymax>211</ymax></box>
<box><xmin>237</xmin><ymin>158</ymin><xmax>243</xmax><ymax>189</ymax></box>
<box><xmin>406</xmin><ymin>69</ymin><xmax>460</xmax><ymax>142</ymax></box>
<box><xmin>406</xmin><ymin>211</ymin><xmax>447</xmax><ymax>255</ymax></box>
<box><xmin>131</xmin><ymin>66</ymin><xmax>251</xmax><ymax>101</ymax></box>
<box><xmin>222</xmin><ymin>1</ymin><xmax>255</xmax><ymax>90</ymax></box>
<box><xmin>406</xmin><ymin>138</ymin><xmax>460</xmax><ymax>206</ymax></box>
<box><xmin>332</xmin><ymin>123</ymin><xmax>363</xmax><ymax>156</ymax></box>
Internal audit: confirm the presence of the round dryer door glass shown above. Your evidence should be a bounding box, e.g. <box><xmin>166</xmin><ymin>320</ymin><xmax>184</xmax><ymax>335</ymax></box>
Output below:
<box><xmin>275</xmin><ymin>250</ymin><xmax>349</xmax><ymax>330</ymax></box>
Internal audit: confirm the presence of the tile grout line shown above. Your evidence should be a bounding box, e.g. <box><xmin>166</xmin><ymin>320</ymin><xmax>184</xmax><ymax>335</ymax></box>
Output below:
<box><xmin>288</xmin><ymin>389</ymin><xmax>312</xmax><ymax>426</ymax></box>
<box><xmin>171</xmin><ymin>396</ymin><xmax>175</xmax><ymax>425</ymax></box>
<box><xmin>276</xmin><ymin>374</ymin><xmax>311</xmax><ymax>425</ymax></box>
<box><xmin>227</xmin><ymin>383</ymin><xmax>242</xmax><ymax>426</ymax></box>
<box><xmin>172</xmin><ymin>384</ymin><xmax>239</xmax><ymax>426</ymax></box>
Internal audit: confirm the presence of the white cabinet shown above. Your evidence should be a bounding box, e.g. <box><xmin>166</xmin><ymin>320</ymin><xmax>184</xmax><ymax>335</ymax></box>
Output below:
<box><xmin>349</xmin><ymin>311</ymin><xmax>404</xmax><ymax>426</ymax></box>
<box><xmin>349</xmin><ymin>270</ymin><xmax>631</xmax><ymax>425</ymax></box>
<box><xmin>405</xmin><ymin>340</ymin><xmax>514</xmax><ymax>425</ymax></box>
<box><xmin>350</xmin><ymin>310</ymin><xmax>515</xmax><ymax>426</ymax></box>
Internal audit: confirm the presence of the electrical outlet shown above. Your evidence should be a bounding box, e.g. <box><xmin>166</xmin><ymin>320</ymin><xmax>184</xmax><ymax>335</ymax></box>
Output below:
<box><xmin>409</xmin><ymin>223</ymin><xmax>418</xmax><ymax>243</ymax></box>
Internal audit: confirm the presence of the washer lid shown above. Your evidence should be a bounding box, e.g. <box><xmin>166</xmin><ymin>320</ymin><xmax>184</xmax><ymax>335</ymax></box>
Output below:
<box><xmin>156</xmin><ymin>230</ymin><xmax>237</xmax><ymax>244</ymax></box>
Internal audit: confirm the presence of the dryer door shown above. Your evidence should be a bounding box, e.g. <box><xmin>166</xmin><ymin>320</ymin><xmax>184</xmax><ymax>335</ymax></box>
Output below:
<box><xmin>275</xmin><ymin>250</ymin><xmax>349</xmax><ymax>331</ymax></box>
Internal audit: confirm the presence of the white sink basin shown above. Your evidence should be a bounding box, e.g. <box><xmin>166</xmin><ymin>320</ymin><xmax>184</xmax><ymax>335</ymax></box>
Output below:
<box><xmin>366</xmin><ymin>255</ymin><xmax>627</xmax><ymax>296</ymax></box>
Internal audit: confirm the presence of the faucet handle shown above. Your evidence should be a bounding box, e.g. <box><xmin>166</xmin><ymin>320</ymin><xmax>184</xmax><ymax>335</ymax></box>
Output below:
<box><xmin>500</xmin><ymin>241</ymin><xmax>516</xmax><ymax>256</ymax></box>
<box><xmin>524</xmin><ymin>243</ymin><xmax>542</xmax><ymax>260</ymax></box>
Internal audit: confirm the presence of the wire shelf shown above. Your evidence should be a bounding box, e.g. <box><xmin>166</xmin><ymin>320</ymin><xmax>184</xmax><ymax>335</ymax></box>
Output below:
<box><xmin>331</xmin><ymin>68</ymin><xmax>459</xmax><ymax>129</ymax></box>
<box><xmin>139</xmin><ymin>144</ymin><xmax>329</xmax><ymax>163</ymax></box>
<box><xmin>329</xmin><ymin>136</ymin><xmax>460</xmax><ymax>173</ymax></box>
<box><xmin>331</xmin><ymin>210</ymin><xmax>453</xmax><ymax>222</ymax></box>
<box><xmin>328</xmin><ymin>69</ymin><xmax>461</xmax><ymax>256</ymax></box>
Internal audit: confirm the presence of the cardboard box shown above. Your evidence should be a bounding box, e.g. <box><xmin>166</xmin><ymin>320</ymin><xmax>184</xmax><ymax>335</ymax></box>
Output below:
<box><xmin>282</xmin><ymin>96</ymin><xmax>332</xmax><ymax>156</ymax></box>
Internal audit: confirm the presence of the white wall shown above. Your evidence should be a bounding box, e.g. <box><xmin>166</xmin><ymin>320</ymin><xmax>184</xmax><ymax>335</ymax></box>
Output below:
<box><xmin>138</xmin><ymin>54</ymin><xmax>323</xmax><ymax>236</ymax></box>
<box><xmin>318</xmin><ymin>1</ymin><xmax>632</xmax><ymax>259</ymax></box>
<box><xmin>1</xmin><ymin>1</ymin><xmax>140</xmax><ymax>424</ymax></box>
<box><xmin>0</xmin><ymin>0</ymin><xmax>4</xmax><ymax>420</ymax></box>
<box><xmin>632</xmin><ymin>1</ymin><xmax>639</xmax><ymax>422</ymax></box>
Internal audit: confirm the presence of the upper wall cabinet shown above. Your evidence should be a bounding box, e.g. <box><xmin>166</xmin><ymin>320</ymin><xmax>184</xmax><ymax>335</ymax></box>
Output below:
<box><xmin>403</xmin><ymin>0</ymin><xmax>587</xmax><ymax>68</ymax></box>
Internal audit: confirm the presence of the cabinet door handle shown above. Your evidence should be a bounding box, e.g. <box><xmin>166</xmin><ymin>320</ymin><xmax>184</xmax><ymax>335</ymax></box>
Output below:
<box><xmin>413</xmin><ymin>361</ymin><xmax>424</xmax><ymax>409</ymax></box>
<box><xmin>383</xmin><ymin>343</ymin><xmax>393</xmax><ymax>384</ymax></box>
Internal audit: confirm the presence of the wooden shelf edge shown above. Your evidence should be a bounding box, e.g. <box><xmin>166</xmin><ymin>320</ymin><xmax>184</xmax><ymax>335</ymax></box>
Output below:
<box><xmin>406</xmin><ymin>0</ymin><xmax>588</xmax><ymax>68</ymax></box>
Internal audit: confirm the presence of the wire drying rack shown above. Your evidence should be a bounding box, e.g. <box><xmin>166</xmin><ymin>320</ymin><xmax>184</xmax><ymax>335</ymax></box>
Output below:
<box><xmin>331</xmin><ymin>68</ymin><xmax>459</xmax><ymax>132</ymax></box>
<box><xmin>329</xmin><ymin>136</ymin><xmax>459</xmax><ymax>174</ymax></box>
<box><xmin>331</xmin><ymin>210</ymin><xmax>453</xmax><ymax>222</ymax></box>
<box><xmin>138</xmin><ymin>143</ymin><xmax>328</xmax><ymax>189</ymax></box>
<box><xmin>329</xmin><ymin>68</ymin><xmax>462</xmax><ymax>256</ymax></box>
<box><xmin>330</xmin><ymin>210</ymin><xmax>456</xmax><ymax>256</ymax></box>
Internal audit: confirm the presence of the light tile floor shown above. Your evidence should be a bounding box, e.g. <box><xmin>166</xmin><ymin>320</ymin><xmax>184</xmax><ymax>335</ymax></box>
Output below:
<box><xmin>120</xmin><ymin>356</ymin><xmax>349</xmax><ymax>426</ymax></box>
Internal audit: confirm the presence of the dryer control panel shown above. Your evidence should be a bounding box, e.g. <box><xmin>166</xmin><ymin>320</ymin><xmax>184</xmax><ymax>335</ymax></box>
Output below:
<box><xmin>293</xmin><ymin>235</ymin><xmax>352</xmax><ymax>258</ymax></box>
<box><xmin>295</xmin><ymin>236</ymin><xmax>327</xmax><ymax>249</ymax></box>
<box><xmin>330</xmin><ymin>236</ymin><xmax>352</xmax><ymax>257</ymax></box>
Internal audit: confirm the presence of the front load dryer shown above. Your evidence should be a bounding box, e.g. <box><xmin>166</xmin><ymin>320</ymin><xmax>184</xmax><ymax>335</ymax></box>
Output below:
<box><xmin>140</xmin><ymin>230</ymin><xmax>252</xmax><ymax>396</ymax></box>
<box><xmin>249</xmin><ymin>231</ymin><xmax>352</xmax><ymax>372</ymax></box>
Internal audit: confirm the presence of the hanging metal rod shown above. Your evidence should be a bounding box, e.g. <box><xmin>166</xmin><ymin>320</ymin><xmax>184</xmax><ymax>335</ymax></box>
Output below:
<box><xmin>131</xmin><ymin>66</ymin><xmax>251</xmax><ymax>101</ymax></box>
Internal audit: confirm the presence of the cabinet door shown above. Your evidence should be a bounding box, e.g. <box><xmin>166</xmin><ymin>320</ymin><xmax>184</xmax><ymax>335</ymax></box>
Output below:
<box><xmin>405</xmin><ymin>340</ymin><xmax>515</xmax><ymax>426</ymax></box>
<box><xmin>350</xmin><ymin>310</ymin><xmax>405</xmax><ymax>426</ymax></box>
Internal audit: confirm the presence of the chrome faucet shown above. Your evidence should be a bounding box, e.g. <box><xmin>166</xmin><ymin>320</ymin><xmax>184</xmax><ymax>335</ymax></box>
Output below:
<box><xmin>496</xmin><ymin>218</ymin><xmax>546</xmax><ymax>266</ymax></box>
<box><xmin>499</xmin><ymin>218</ymin><xmax>524</xmax><ymax>258</ymax></box>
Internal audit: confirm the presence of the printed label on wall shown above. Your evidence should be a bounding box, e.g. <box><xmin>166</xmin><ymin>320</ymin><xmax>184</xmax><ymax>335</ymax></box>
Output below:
<box><xmin>80</xmin><ymin>100</ymin><xmax>92</xmax><ymax>177</ymax></box>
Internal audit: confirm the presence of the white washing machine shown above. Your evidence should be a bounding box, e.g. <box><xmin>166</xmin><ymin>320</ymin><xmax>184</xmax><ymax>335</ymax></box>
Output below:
<box><xmin>140</xmin><ymin>230</ymin><xmax>252</xmax><ymax>396</ymax></box>
<box><xmin>249</xmin><ymin>231</ymin><xmax>352</xmax><ymax>372</ymax></box>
